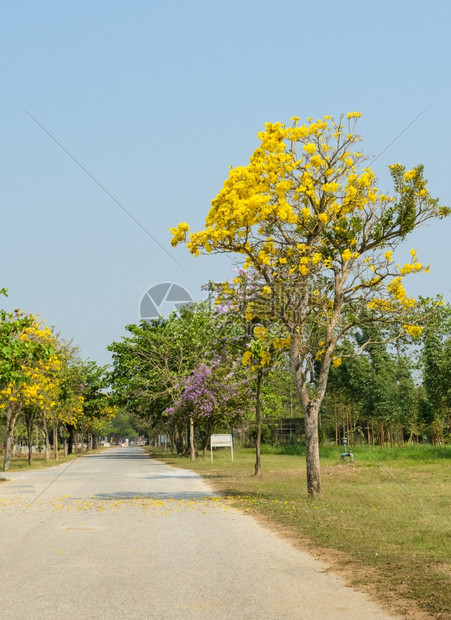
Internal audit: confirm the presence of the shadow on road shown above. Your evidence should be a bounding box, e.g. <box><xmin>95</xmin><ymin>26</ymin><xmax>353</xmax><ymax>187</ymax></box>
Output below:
<box><xmin>84</xmin><ymin>452</ymin><xmax>149</xmax><ymax>460</ymax></box>
<box><xmin>128</xmin><ymin>474</ymin><xmax>202</xmax><ymax>480</ymax></box>
<box><xmin>93</xmin><ymin>491</ymin><xmax>218</xmax><ymax>500</ymax></box>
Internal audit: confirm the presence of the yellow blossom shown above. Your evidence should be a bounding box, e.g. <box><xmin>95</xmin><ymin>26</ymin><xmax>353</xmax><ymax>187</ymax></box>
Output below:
<box><xmin>312</xmin><ymin>253</ymin><xmax>322</xmax><ymax>265</ymax></box>
<box><xmin>273</xmin><ymin>336</ymin><xmax>291</xmax><ymax>349</ymax></box>
<box><xmin>402</xmin><ymin>324</ymin><xmax>423</xmax><ymax>338</ymax></box>
<box><xmin>253</xmin><ymin>325</ymin><xmax>267</xmax><ymax>339</ymax></box>
<box><xmin>303</xmin><ymin>143</ymin><xmax>317</xmax><ymax>155</ymax></box>
<box><xmin>242</xmin><ymin>351</ymin><xmax>252</xmax><ymax>366</ymax></box>
<box><xmin>342</xmin><ymin>248</ymin><xmax>353</xmax><ymax>262</ymax></box>
<box><xmin>310</xmin><ymin>155</ymin><xmax>323</xmax><ymax>167</ymax></box>
<box><xmin>260</xmin><ymin>350</ymin><xmax>271</xmax><ymax>367</ymax></box>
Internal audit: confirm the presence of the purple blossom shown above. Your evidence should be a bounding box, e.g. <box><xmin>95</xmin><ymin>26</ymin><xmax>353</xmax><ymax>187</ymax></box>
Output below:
<box><xmin>165</xmin><ymin>356</ymin><xmax>251</xmax><ymax>427</ymax></box>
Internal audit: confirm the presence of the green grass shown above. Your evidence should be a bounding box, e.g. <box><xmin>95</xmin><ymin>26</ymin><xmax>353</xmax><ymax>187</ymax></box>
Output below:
<box><xmin>260</xmin><ymin>442</ymin><xmax>451</xmax><ymax>462</ymax></box>
<box><xmin>150</xmin><ymin>445</ymin><xmax>451</xmax><ymax>618</ymax></box>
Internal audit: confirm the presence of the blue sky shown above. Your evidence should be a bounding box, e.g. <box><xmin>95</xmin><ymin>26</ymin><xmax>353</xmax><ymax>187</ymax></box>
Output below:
<box><xmin>1</xmin><ymin>0</ymin><xmax>450</xmax><ymax>365</ymax></box>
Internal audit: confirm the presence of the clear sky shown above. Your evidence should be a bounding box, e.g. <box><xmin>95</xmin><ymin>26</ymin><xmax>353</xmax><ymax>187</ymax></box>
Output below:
<box><xmin>1</xmin><ymin>0</ymin><xmax>450</xmax><ymax>366</ymax></box>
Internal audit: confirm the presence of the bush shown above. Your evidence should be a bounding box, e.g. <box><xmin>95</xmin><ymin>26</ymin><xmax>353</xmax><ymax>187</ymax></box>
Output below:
<box><xmin>247</xmin><ymin>423</ymin><xmax>271</xmax><ymax>446</ymax></box>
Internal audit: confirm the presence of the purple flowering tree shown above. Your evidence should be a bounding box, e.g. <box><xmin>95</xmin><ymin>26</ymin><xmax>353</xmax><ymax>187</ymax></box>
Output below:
<box><xmin>165</xmin><ymin>355</ymin><xmax>251</xmax><ymax>460</ymax></box>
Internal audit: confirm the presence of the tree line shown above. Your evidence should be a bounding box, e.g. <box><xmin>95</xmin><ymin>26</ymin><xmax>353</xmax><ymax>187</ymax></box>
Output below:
<box><xmin>107</xmin><ymin>297</ymin><xmax>451</xmax><ymax>456</ymax></box>
<box><xmin>0</xmin><ymin>289</ymin><xmax>115</xmax><ymax>471</ymax></box>
<box><xmin>3</xmin><ymin>289</ymin><xmax>448</xmax><ymax>477</ymax></box>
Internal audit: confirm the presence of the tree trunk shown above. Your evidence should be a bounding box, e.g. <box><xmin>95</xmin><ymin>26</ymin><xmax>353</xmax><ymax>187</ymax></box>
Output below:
<box><xmin>43</xmin><ymin>428</ymin><xmax>50</xmax><ymax>461</ymax></box>
<box><xmin>53</xmin><ymin>424</ymin><xmax>59</xmax><ymax>460</ymax></box>
<box><xmin>175</xmin><ymin>426</ymin><xmax>184</xmax><ymax>455</ymax></box>
<box><xmin>40</xmin><ymin>409</ymin><xmax>50</xmax><ymax>461</ymax></box>
<box><xmin>67</xmin><ymin>426</ymin><xmax>74</xmax><ymax>454</ymax></box>
<box><xmin>189</xmin><ymin>418</ymin><xmax>195</xmax><ymax>461</ymax></box>
<box><xmin>3</xmin><ymin>430</ymin><xmax>13</xmax><ymax>472</ymax></box>
<box><xmin>3</xmin><ymin>421</ymin><xmax>14</xmax><ymax>472</ymax></box>
<box><xmin>3</xmin><ymin>404</ymin><xmax>21</xmax><ymax>472</ymax></box>
<box><xmin>290</xmin><ymin>333</ymin><xmax>322</xmax><ymax>497</ymax></box>
<box><xmin>305</xmin><ymin>401</ymin><xmax>321</xmax><ymax>497</ymax></box>
<box><xmin>254</xmin><ymin>368</ymin><xmax>263</xmax><ymax>477</ymax></box>
<box><xmin>203</xmin><ymin>421</ymin><xmax>213</xmax><ymax>457</ymax></box>
<box><xmin>27</xmin><ymin>422</ymin><xmax>33</xmax><ymax>466</ymax></box>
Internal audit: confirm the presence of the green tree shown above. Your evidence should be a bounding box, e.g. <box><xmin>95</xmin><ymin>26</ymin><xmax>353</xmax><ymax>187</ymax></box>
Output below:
<box><xmin>107</xmin><ymin>409</ymin><xmax>139</xmax><ymax>445</ymax></box>
<box><xmin>53</xmin><ymin>345</ymin><xmax>85</xmax><ymax>457</ymax></box>
<box><xmin>326</xmin><ymin>334</ymin><xmax>419</xmax><ymax>447</ymax></box>
<box><xmin>420</xmin><ymin>304</ymin><xmax>451</xmax><ymax>443</ymax></box>
<box><xmin>76</xmin><ymin>360</ymin><xmax>116</xmax><ymax>451</ymax></box>
<box><xmin>109</xmin><ymin>303</ymin><xmax>219</xmax><ymax>453</ymax></box>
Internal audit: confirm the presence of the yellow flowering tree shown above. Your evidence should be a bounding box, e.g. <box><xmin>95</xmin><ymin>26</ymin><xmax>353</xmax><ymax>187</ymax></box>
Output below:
<box><xmin>22</xmin><ymin>349</ymin><xmax>61</xmax><ymax>465</ymax></box>
<box><xmin>52</xmin><ymin>345</ymin><xmax>87</xmax><ymax>458</ymax></box>
<box><xmin>53</xmin><ymin>352</ymin><xmax>115</xmax><ymax>455</ymax></box>
<box><xmin>0</xmin><ymin>314</ymin><xmax>55</xmax><ymax>471</ymax></box>
<box><xmin>171</xmin><ymin>113</ymin><xmax>449</xmax><ymax>497</ymax></box>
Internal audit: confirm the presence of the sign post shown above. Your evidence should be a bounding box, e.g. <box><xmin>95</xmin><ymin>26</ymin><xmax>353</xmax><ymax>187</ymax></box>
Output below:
<box><xmin>210</xmin><ymin>434</ymin><xmax>233</xmax><ymax>463</ymax></box>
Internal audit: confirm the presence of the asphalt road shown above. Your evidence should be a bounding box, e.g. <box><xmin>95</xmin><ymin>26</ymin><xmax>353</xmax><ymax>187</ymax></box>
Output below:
<box><xmin>0</xmin><ymin>447</ymin><xmax>398</xmax><ymax>619</ymax></box>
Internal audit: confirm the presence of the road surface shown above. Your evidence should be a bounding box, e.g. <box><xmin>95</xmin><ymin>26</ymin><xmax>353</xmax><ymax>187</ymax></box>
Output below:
<box><xmin>0</xmin><ymin>447</ymin><xmax>398</xmax><ymax>619</ymax></box>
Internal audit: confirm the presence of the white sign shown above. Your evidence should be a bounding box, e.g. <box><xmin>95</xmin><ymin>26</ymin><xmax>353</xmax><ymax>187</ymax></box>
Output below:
<box><xmin>210</xmin><ymin>434</ymin><xmax>233</xmax><ymax>462</ymax></box>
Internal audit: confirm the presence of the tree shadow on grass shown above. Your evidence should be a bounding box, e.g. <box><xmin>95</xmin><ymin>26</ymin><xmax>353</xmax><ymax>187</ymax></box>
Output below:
<box><xmin>193</xmin><ymin>472</ymin><xmax>236</xmax><ymax>480</ymax></box>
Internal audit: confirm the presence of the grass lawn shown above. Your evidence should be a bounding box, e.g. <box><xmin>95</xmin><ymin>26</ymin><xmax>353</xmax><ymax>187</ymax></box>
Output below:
<box><xmin>150</xmin><ymin>444</ymin><xmax>451</xmax><ymax>619</ymax></box>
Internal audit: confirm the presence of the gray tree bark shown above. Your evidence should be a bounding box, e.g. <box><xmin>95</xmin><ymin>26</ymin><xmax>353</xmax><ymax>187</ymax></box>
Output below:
<box><xmin>3</xmin><ymin>403</ymin><xmax>21</xmax><ymax>472</ymax></box>
<box><xmin>189</xmin><ymin>418</ymin><xmax>195</xmax><ymax>461</ymax></box>
<box><xmin>254</xmin><ymin>368</ymin><xmax>263</xmax><ymax>477</ymax></box>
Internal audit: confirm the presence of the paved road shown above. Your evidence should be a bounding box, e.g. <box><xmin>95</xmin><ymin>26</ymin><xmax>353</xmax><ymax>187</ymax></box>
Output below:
<box><xmin>0</xmin><ymin>447</ymin><xmax>397</xmax><ymax>619</ymax></box>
